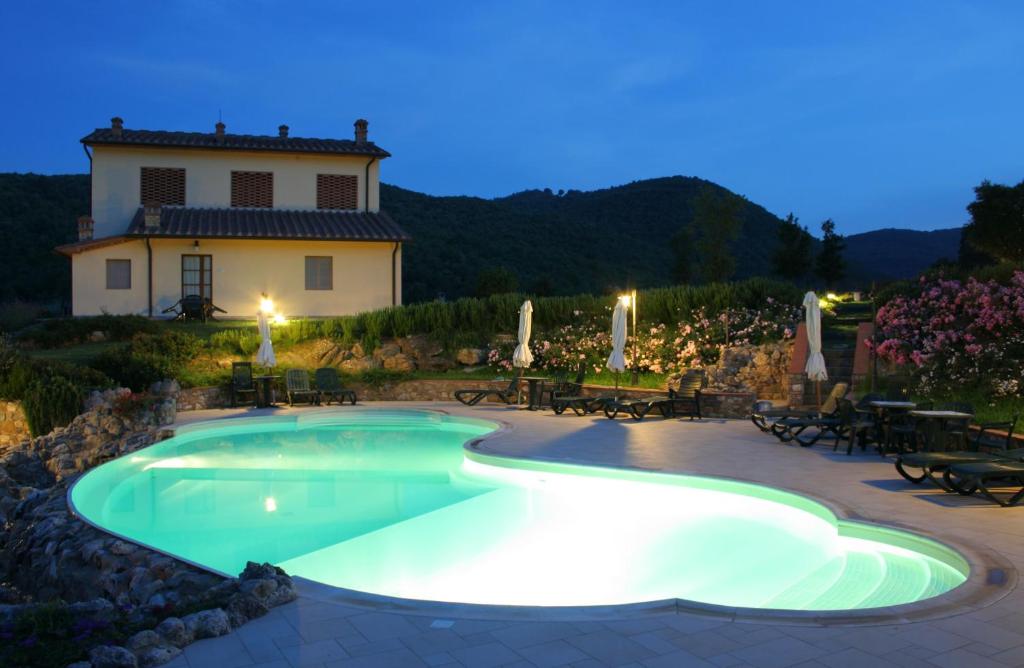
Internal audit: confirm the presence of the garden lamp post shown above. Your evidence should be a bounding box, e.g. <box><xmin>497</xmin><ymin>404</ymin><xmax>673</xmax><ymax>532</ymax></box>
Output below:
<box><xmin>620</xmin><ymin>290</ymin><xmax>638</xmax><ymax>385</ymax></box>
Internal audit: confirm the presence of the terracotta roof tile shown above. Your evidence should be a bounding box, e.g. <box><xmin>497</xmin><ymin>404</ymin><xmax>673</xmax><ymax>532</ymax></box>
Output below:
<box><xmin>82</xmin><ymin>128</ymin><xmax>390</xmax><ymax>158</ymax></box>
<box><xmin>126</xmin><ymin>206</ymin><xmax>410</xmax><ymax>242</ymax></box>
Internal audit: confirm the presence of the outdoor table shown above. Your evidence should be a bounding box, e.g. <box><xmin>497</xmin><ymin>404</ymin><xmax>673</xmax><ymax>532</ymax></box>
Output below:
<box><xmin>518</xmin><ymin>376</ymin><xmax>550</xmax><ymax>410</ymax></box>
<box><xmin>253</xmin><ymin>375</ymin><xmax>280</xmax><ymax>408</ymax></box>
<box><xmin>869</xmin><ymin>401</ymin><xmax>917</xmax><ymax>454</ymax></box>
<box><xmin>910</xmin><ymin>410</ymin><xmax>974</xmax><ymax>452</ymax></box>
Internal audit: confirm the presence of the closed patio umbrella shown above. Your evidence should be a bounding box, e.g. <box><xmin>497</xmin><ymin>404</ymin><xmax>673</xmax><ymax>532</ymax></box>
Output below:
<box><xmin>607</xmin><ymin>298</ymin><xmax>627</xmax><ymax>390</ymax></box>
<box><xmin>256</xmin><ymin>309</ymin><xmax>276</xmax><ymax>369</ymax></box>
<box><xmin>512</xmin><ymin>300</ymin><xmax>534</xmax><ymax>403</ymax></box>
<box><xmin>803</xmin><ymin>291</ymin><xmax>828</xmax><ymax>408</ymax></box>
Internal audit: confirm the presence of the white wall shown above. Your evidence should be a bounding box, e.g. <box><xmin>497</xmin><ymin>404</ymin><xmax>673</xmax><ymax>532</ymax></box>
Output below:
<box><xmin>71</xmin><ymin>238</ymin><xmax>402</xmax><ymax>317</ymax></box>
<box><xmin>90</xmin><ymin>146</ymin><xmax>383</xmax><ymax>238</ymax></box>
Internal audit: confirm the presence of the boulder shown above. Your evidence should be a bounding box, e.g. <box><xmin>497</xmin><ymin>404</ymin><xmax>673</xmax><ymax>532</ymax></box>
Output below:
<box><xmin>183</xmin><ymin>608</ymin><xmax>231</xmax><ymax>639</ymax></box>
<box><xmin>340</xmin><ymin>357</ymin><xmax>378</xmax><ymax>373</ymax></box>
<box><xmin>89</xmin><ymin>645</ymin><xmax>138</xmax><ymax>668</ymax></box>
<box><xmin>125</xmin><ymin>629</ymin><xmax>163</xmax><ymax>654</ymax></box>
<box><xmin>154</xmin><ymin>616</ymin><xmax>191</xmax><ymax>648</ymax></box>
<box><xmin>373</xmin><ymin>342</ymin><xmax>402</xmax><ymax>361</ymax></box>
<box><xmin>136</xmin><ymin>645</ymin><xmax>181</xmax><ymax>668</ymax></box>
<box><xmin>383</xmin><ymin>353</ymin><xmax>415</xmax><ymax>372</ymax></box>
<box><xmin>456</xmin><ymin>348</ymin><xmax>486</xmax><ymax>365</ymax></box>
<box><xmin>89</xmin><ymin>330</ymin><xmax>107</xmax><ymax>342</ymax></box>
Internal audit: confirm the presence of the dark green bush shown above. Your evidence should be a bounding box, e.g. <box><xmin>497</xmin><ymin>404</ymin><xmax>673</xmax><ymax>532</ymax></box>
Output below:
<box><xmin>18</xmin><ymin>315</ymin><xmax>159</xmax><ymax>348</ymax></box>
<box><xmin>92</xmin><ymin>331</ymin><xmax>203</xmax><ymax>392</ymax></box>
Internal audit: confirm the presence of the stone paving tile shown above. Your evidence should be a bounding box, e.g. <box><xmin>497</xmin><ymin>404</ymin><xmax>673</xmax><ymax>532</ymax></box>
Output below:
<box><xmin>707</xmin><ymin>655</ymin><xmax>749</xmax><ymax>668</ymax></box>
<box><xmin>566</xmin><ymin>631</ymin><xmax>657</xmax><ymax>665</ymax></box>
<box><xmin>931</xmin><ymin>617</ymin><xmax>1024</xmax><ymax>650</ymax></box>
<box><xmin>339</xmin><ymin>637</ymin><xmax>409</xmax><ymax>658</ymax></box>
<box><xmin>400</xmin><ymin>628</ymin><xmax>473</xmax><ymax>656</ymax></box>
<box><xmin>447</xmin><ymin>641</ymin><xmax>525</xmax><ymax>668</ymax></box>
<box><xmin>163</xmin><ymin>654</ymin><xmax>191</xmax><ymax>668</ymax></box>
<box><xmin>728</xmin><ymin>637</ymin><xmax>826</xmax><ymax>668</ymax></box>
<box><xmin>927</xmin><ymin>648</ymin><xmax>1012</xmax><ymax>668</ymax></box>
<box><xmin>640</xmin><ymin>648</ymin><xmax>718</xmax><ymax>667</ymax></box>
<box><xmin>293</xmin><ymin>616</ymin><xmax>362</xmax><ymax>644</ymax></box>
<box><xmin>991</xmin><ymin>643</ymin><xmax>1024</xmax><ymax>666</ymax></box>
<box><xmin>324</xmin><ymin>647</ymin><xmax>427</xmax><ymax>668</ymax></box>
<box><xmin>601</xmin><ymin>618</ymin><xmax>668</xmax><ymax>635</ymax></box>
<box><xmin>816</xmin><ymin>648</ymin><xmax>900</xmax><ymax>668</ymax></box>
<box><xmin>420</xmin><ymin>652</ymin><xmax>455</xmax><ymax>666</ymax></box>
<box><xmin>670</xmin><ymin>630</ymin><xmax>747</xmax><ymax>658</ymax></box>
<box><xmin>184</xmin><ymin>633</ymin><xmax>255</xmax><ymax>668</ymax></box>
<box><xmin>247</xmin><ymin>661</ymin><xmax>296</xmax><ymax>668</ymax></box>
<box><xmin>876</xmin><ymin>651</ymin><xmax>936</xmax><ymax>668</ymax></box>
<box><xmin>828</xmin><ymin>628</ymin><xmax>913</xmax><ymax>655</ymax></box>
<box><xmin>516</xmin><ymin>639</ymin><xmax>590</xmax><ymax>667</ymax></box>
<box><xmin>347</xmin><ymin>613</ymin><xmax>425</xmax><ymax>642</ymax></box>
<box><xmin>490</xmin><ymin>622</ymin><xmax>585</xmax><ymax>649</ymax></box>
<box><xmin>629</xmin><ymin>630</ymin><xmax>679</xmax><ymax>655</ymax></box>
<box><xmin>450</xmin><ymin>619</ymin><xmax>517</xmax><ymax>637</ymax></box>
<box><xmin>277</xmin><ymin>638</ymin><xmax>349</xmax><ymax>668</ymax></box>
<box><xmin>890</xmin><ymin>626</ymin><xmax>973</xmax><ymax>653</ymax></box>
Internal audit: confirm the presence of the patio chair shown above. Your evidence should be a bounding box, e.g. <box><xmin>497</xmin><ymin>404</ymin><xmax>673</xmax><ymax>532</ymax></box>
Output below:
<box><xmin>667</xmin><ymin>369</ymin><xmax>705</xmax><ymax>420</ymax></box>
<box><xmin>547</xmin><ymin>363</ymin><xmax>586</xmax><ymax>404</ymax></box>
<box><xmin>314</xmin><ymin>367</ymin><xmax>357</xmax><ymax>406</ymax></box>
<box><xmin>938</xmin><ymin>401</ymin><xmax>975</xmax><ymax>450</ymax></box>
<box><xmin>285</xmin><ymin>369</ymin><xmax>320</xmax><ymax>406</ymax></box>
<box><xmin>896</xmin><ymin>414</ymin><xmax>1020</xmax><ymax>490</ymax></box>
<box><xmin>883</xmin><ymin>400</ymin><xmax>933</xmax><ymax>455</ymax></box>
<box><xmin>162</xmin><ymin>294</ymin><xmax>227</xmax><ymax>323</ymax></box>
<box><xmin>230</xmin><ymin>362</ymin><xmax>257</xmax><ymax>408</ymax></box>
<box><xmin>455</xmin><ymin>377</ymin><xmax>519</xmax><ymax>406</ymax></box>
<box><xmin>834</xmin><ymin>399</ymin><xmax>876</xmax><ymax>455</ymax></box>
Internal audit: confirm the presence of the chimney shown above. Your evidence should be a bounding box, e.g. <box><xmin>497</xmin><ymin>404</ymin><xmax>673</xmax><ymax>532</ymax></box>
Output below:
<box><xmin>215</xmin><ymin>121</ymin><xmax>226</xmax><ymax>143</ymax></box>
<box><xmin>111</xmin><ymin>117</ymin><xmax>123</xmax><ymax>138</ymax></box>
<box><xmin>354</xmin><ymin>118</ymin><xmax>368</xmax><ymax>144</ymax></box>
<box><xmin>77</xmin><ymin>216</ymin><xmax>94</xmax><ymax>241</ymax></box>
<box><xmin>143</xmin><ymin>203</ymin><xmax>161</xmax><ymax>231</ymax></box>
<box><xmin>278</xmin><ymin>124</ymin><xmax>289</xmax><ymax>138</ymax></box>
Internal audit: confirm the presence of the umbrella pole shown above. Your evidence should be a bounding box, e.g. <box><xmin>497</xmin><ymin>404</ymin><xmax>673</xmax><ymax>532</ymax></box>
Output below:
<box><xmin>816</xmin><ymin>380</ymin><xmax>822</xmax><ymax>410</ymax></box>
<box><xmin>517</xmin><ymin>367</ymin><xmax>524</xmax><ymax>405</ymax></box>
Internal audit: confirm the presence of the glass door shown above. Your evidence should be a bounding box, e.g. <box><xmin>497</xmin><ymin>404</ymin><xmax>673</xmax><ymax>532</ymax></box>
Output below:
<box><xmin>181</xmin><ymin>254</ymin><xmax>212</xmax><ymax>299</ymax></box>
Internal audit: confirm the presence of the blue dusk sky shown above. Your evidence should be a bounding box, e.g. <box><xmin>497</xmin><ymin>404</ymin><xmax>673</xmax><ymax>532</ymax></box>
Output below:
<box><xmin>1</xmin><ymin>1</ymin><xmax>1021</xmax><ymax>235</ymax></box>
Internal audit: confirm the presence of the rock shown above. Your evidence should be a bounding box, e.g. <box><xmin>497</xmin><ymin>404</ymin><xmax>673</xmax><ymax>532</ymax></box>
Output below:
<box><xmin>373</xmin><ymin>342</ymin><xmax>402</xmax><ymax>361</ymax></box>
<box><xmin>126</xmin><ymin>629</ymin><xmax>163</xmax><ymax>653</ymax></box>
<box><xmin>110</xmin><ymin>540</ymin><xmax>135</xmax><ymax>556</ymax></box>
<box><xmin>89</xmin><ymin>330</ymin><xmax>107</xmax><ymax>342</ymax></box>
<box><xmin>382</xmin><ymin>353</ymin><xmax>415</xmax><ymax>372</ymax></box>
<box><xmin>136</xmin><ymin>644</ymin><xmax>181</xmax><ymax>668</ymax></box>
<box><xmin>89</xmin><ymin>645</ymin><xmax>138</xmax><ymax>668</ymax></box>
<box><xmin>339</xmin><ymin>356</ymin><xmax>378</xmax><ymax>373</ymax></box>
<box><xmin>456</xmin><ymin>348</ymin><xmax>486</xmax><ymax>365</ymax></box>
<box><xmin>154</xmin><ymin>616</ymin><xmax>191</xmax><ymax>647</ymax></box>
<box><xmin>350</xmin><ymin>342</ymin><xmax>365</xmax><ymax>358</ymax></box>
<box><xmin>68</xmin><ymin>662</ymin><xmax>92</xmax><ymax>668</ymax></box>
<box><xmin>226</xmin><ymin>592</ymin><xmax>269</xmax><ymax>628</ymax></box>
<box><xmin>183</xmin><ymin>608</ymin><xmax>231</xmax><ymax>639</ymax></box>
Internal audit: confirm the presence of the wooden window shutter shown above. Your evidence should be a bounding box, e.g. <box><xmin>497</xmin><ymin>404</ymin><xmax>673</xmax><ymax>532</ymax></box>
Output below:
<box><xmin>231</xmin><ymin>171</ymin><xmax>274</xmax><ymax>208</ymax></box>
<box><xmin>316</xmin><ymin>174</ymin><xmax>358</xmax><ymax>209</ymax></box>
<box><xmin>140</xmin><ymin>167</ymin><xmax>186</xmax><ymax>206</ymax></box>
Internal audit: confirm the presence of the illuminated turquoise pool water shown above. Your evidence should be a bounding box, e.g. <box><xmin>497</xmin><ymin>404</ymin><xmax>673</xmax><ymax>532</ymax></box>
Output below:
<box><xmin>70</xmin><ymin>410</ymin><xmax>967</xmax><ymax>610</ymax></box>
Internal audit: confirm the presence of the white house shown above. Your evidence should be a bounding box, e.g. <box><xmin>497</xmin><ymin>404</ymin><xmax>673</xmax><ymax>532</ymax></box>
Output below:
<box><xmin>57</xmin><ymin>117</ymin><xmax>408</xmax><ymax>318</ymax></box>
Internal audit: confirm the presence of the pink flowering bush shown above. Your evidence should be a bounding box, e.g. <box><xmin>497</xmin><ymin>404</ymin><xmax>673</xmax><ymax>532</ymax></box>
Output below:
<box><xmin>487</xmin><ymin>301</ymin><xmax>800</xmax><ymax>379</ymax></box>
<box><xmin>872</xmin><ymin>271</ymin><xmax>1024</xmax><ymax>397</ymax></box>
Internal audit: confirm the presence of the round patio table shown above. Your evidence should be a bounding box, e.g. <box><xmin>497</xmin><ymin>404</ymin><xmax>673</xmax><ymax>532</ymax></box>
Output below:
<box><xmin>909</xmin><ymin>410</ymin><xmax>973</xmax><ymax>452</ymax></box>
<box><xmin>869</xmin><ymin>400</ymin><xmax>917</xmax><ymax>455</ymax></box>
<box><xmin>518</xmin><ymin>376</ymin><xmax>550</xmax><ymax>411</ymax></box>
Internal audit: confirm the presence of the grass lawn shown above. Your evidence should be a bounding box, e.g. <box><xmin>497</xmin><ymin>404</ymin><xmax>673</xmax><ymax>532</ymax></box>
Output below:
<box><xmin>28</xmin><ymin>341</ymin><xmax>118</xmax><ymax>364</ymax></box>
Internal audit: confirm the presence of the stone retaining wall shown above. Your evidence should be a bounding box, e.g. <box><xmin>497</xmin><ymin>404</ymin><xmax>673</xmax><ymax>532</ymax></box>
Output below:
<box><xmin>0</xmin><ymin>400</ymin><xmax>29</xmax><ymax>448</ymax></box>
<box><xmin>176</xmin><ymin>385</ymin><xmax>229</xmax><ymax>411</ymax></box>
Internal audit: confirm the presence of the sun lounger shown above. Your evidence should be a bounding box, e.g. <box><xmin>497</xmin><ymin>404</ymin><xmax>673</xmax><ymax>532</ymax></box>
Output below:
<box><xmin>944</xmin><ymin>459</ymin><xmax>1024</xmax><ymax>506</ymax></box>
<box><xmin>455</xmin><ymin>378</ymin><xmax>518</xmax><ymax>406</ymax></box>
<box><xmin>751</xmin><ymin>382</ymin><xmax>849</xmax><ymax>434</ymax></box>
<box><xmin>896</xmin><ymin>415</ymin><xmax>1019</xmax><ymax>490</ymax></box>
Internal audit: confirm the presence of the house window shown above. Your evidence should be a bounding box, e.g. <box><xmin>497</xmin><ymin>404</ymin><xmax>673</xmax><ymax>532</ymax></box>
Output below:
<box><xmin>106</xmin><ymin>259</ymin><xmax>131</xmax><ymax>289</ymax></box>
<box><xmin>316</xmin><ymin>174</ymin><xmax>358</xmax><ymax>209</ymax></box>
<box><xmin>181</xmin><ymin>255</ymin><xmax>212</xmax><ymax>299</ymax></box>
<box><xmin>305</xmin><ymin>256</ymin><xmax>333</xmax><ymax>290</ymax></box>
<box><xmin>140</xmin><ymin>167</ymin><xmax>185</xmax><ymax>206</ymax></box>
<box><xmin>231</xmin><ymin>171</ymin><xmax>273</xmax><ymax>208</ymax></box>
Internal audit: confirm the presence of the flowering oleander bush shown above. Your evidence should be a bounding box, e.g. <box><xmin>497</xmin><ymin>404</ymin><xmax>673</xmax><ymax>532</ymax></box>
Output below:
<box><xmin>487</xmin><ymin>300</ymin><xmax>800</xmax><ymax>378</ymax></box>
<box><xmin>872</xmin><ymin>271</ymin><xmax>1024</xmax><ymax>397</ymax></box>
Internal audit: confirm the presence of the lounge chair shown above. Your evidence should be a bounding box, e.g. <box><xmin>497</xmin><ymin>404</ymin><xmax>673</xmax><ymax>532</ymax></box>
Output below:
<box><xmin>602</xmin><ymin>370</ymin><xmax>706</xmax><ymax>421</ymax></box>
<box><xmin>285</xmin><ymin>369</ymin><xmax>320</xmax><ymax>406</ymax></box>
<box><xmin>314</xmin><ymin>367</ymin><xmax>357</xmax><ymax>406</ymax></box>
<box><xmin>455</xmin><ymin>377</ymin><xmax>518</xmax><ymax>406</ymax></box>
<box><xmin>230</xmin><ymin>362</ymin><xmax>258</xmax><ymax>408</ymax></box>
<box><xmin>762</xmin><ymin>383</ymin><xmax>850</xmax><ymax>447</ymax></box>
<box><xmin>944</xmin><ymin>458</ymin><xmax>1024</xmax><ymax>506</ymax></box>
<box><xmin>896</xmin><ymin>414</ymin><xmax>1020</xmax><ymax>490</ymax></box>
<box><xmin>750</xmin><ymin>382</ymin><xmax>849</xmax><ymax>434</ymax></box>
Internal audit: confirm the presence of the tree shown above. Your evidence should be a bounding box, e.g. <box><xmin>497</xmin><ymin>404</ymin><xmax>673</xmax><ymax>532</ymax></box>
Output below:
<box><xmin>772</xmin><ymin>213</ymin><xmax>813</xmax><ymax>281</ymax></box>
<box><xmin>669</xmin><ymin>224</ymin><xmax>695</xmax><ymax>283</ymax></box>
<box><xmin>692</xmin><ymin>187</ymin><xmax>742</xmax><ymax>283</ymax></box>
<box><xmin>474</xmin><ymin>266</ymin><xmax>518</xmax><ymax>297</ymax></box>
<box><xmin>963</xmin><ymin>179</ymin><xmax>1024</xmax><ymax>263</ymax></box>
<box><xmin>814</xmin><ymin>219</ymin><xmax>846</xmax><ymax>288</ymax></box>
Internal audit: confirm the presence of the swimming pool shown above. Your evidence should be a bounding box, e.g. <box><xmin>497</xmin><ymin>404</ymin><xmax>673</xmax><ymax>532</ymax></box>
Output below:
<box><xmin>70</xmin><ymin>410</ymin><xmax>967</xmax><ymax>610</ymax></box>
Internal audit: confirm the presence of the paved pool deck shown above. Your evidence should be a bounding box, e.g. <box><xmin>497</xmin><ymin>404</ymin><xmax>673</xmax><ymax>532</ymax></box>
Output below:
<box><xmin>163</xmin><ymin>402</ymin><xmax>1024</xmax><ymax>668</ymax></box>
